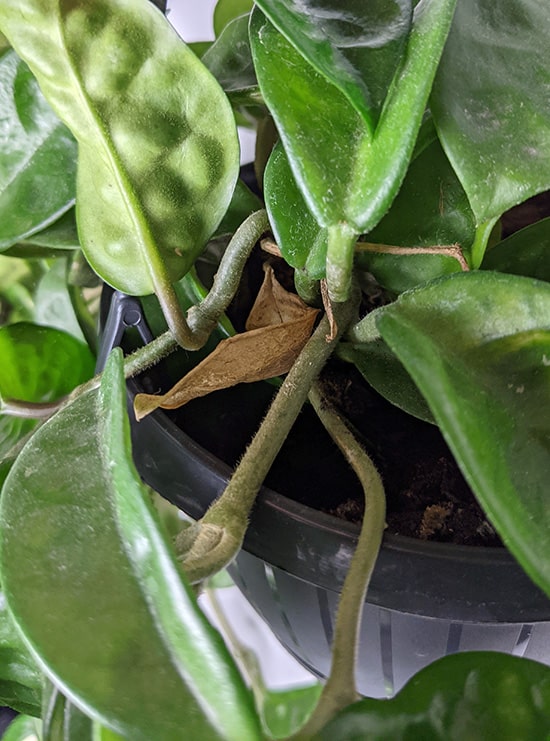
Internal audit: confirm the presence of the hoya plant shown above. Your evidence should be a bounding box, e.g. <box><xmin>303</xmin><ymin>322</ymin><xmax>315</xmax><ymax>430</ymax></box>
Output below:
<box><xmin>0</xmin><ymin>0</ymin><xmax>550</xmax><ymax>739</ymax></box>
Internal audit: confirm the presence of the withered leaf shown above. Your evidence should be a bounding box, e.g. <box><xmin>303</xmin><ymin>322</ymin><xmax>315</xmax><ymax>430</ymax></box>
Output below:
<box><xmin>134</xmin><ymin>265</ymin><xmax>319</xmax><ymax>421</ymax></box>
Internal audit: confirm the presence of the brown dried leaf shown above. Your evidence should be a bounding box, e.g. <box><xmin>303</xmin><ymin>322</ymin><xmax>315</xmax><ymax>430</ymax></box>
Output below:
<box><xmin>134</xmin><ymin>266</ymin><xmax>319</xmax><ymax>421</ymax></box>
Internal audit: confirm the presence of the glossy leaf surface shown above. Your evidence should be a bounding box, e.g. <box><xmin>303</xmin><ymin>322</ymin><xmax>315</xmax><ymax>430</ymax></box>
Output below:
<box><xmin>0</xmin><ymin>323</ymin><xmax>95</xmax><ymax>459</ymax></box>
<box><xmin>482</xmin><ymin>218</ymin><xmax>550</xmax><ymax>283</ymax></box>
<box><xmin>251</xmin><ymin>0</ymin><xmax>457</xmax><ymax>232</ymax></box>
<box><xmin>0</xmin><ymin>0</ymin><xmax>240</xmax><ymax>295</ymax></box>
<box><xmin>0</xmin><ymin>351</ymin><xmax>263</xmax><ymax>741</ymax></box>
<box><xmin>254</xmin><ymin>0</ymin><xmax>412</xmax><ymax>130</ymax></box>
<box><xmin>215</xmin><ymin>179</ymin><xmax>263</xmax><ymax>236</ymax></box>
<box><xmin>318</xmin><ymin>652</ymin><xmax>550</xmax><ymax>739</ymax></box>
<box><xmin>264</xmin><ymin>143</ymin><xmax>327</xmax><ymax>276</ymax></box>
<box><xmin>0</xmin><ymin>592</ymin><xmax>42</xmax><ymax>716</ymax></box>
<box><xmin>0</xmin><ymin>51</ymin><xmax>76</xmax><ymax>250</ymax></box>
<box><xmin>431</xmin><ymin>0</ymin><xmax>550</xmax><ymax>223</ymax></box>
<box><xmin>377</xmin><ymin>272</ymin><xmax>550</xmax><ymax>595</ymax></box>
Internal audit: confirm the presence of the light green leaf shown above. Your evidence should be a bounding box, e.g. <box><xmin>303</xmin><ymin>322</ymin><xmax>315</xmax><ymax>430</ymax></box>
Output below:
<box><xmin>0</xmin><ymin>350</ymin><xmax>263</xmax><ymax>741</ymax></box>
<box><xmin>0</xmin><ymin>0</ymin><xmax>240</xmax><ymax>296</ymax></box>
<box><xmin>2</xmin><ymin>715</ymin><xmax>42</xmax><ymax>741</ymax></box>
<box><xmin>377</xmin><ymin>272</ymin><xmax>550</xmax><ymax>596</ymax></box>
<box><xmin>0</xmin><ymin>51</ymin><xmax>76</xmax><ymax>250</ymax></box>
<box><xmin>4</xmin><ymin>209</ymin><xmax>80</xmax><ymax>259</ymax></box>
<box><xmin>318</xmin><ymin>652</ymin><xmax>550</xmax><ymax>740</ymax></box>
<box><xmin>261</xmin><ymin>684</ymin><xmax>322</xmax><ymax>740</ymax></box>
<box><xmin>214</xmin><ymin>0</ymin><xmax>254</xmax><ymax>37</ymax></box>
<box><xmin>33</xmin><ymin>259</ymin><xmax>85</xmax><ymax>342</ymax></box>
<box><xmin>431</xmin><ymin>0</ymin><xmax>550</xmax><ymax>223</ymax></box>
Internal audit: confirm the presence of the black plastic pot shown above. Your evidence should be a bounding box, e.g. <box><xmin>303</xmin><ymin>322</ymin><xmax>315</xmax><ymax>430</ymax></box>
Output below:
<box><xmin>100</xmin><ymin>290</ymin><xmax>550</xmax><ymax>699</ymax></box>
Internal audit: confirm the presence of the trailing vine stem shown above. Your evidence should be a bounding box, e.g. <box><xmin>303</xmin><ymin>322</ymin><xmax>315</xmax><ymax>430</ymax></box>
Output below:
<box><xmin>3</xmin><ymin>211</ymin><xmax>270</xmax><ymax>419</ymax></box>
<box><xmin>176</xmin><ymin>292</ymin><xmax>361</xmax><ymax>583</ymax></box>
<box><xmin>290</xmin><ymin>380</ymin><xmax>386</xmax><ymax>740</ymax></box>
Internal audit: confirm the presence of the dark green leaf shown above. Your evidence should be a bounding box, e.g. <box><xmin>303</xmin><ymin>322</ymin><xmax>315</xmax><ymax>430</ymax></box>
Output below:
<box><xmin>264</xmin><ymin>143</ymin><xmax>327</xmax><ymax>277</ymax></box>
<box><xmin>0</xmin><ymin>591</ymin><xmax>42</xmax><ymax>717</ymax></box>
<box><xmin>251</xmin><ymin>1</ymin><xmax>457</xmax><ymax>299</ymax></box>
<box><xmin>214</xmin><ymin>0</ymin><xmax>254</xmax><ymax>37</ymax></box>
<box><xmin>431</xmin><ymin>0</ymin><xmax>550</xmax><ymax>223</ymax></box>
<box><xmin>0</xmin><ymin>0</ymin><xmax>240</xmax><ymax>296</ymax></box>
<box><xmin>254</xmin><ymin>0</ymin><xmax>412</xmax><ymax>130</ymax></box>
<box><xmin>317</xmin><ymin>652</ymin><xmax>550</xmax><ymax>740</ymax></box>
<box><xmin>0</xmin><ymin>51</ymin><xmax>76</xmax><ymax>250</ymax></box>
<box><xmin>377</xmin><ymin>272</ymin><xmax>550</xmax><ymax>596</ymax></box>
<box><xmin>0</xmin><ymin>323</ymin><xmax>95</xmax><ymax>459</ymax></box>
<box><xmin>482</xmin><ymin>218</ymin><xmax>550</xmax><ymax>282</ymax></box>
<box><xmin>0</xmin><ymin>350</ymin><xmax>263</xmax><ymax>741</ymax></box>
<box><xmin>203</xmin><ymin>15</ymin><xmax>257</xmax><ymax>94</ymax></box>
<box><xmin>216</xmin><ymin>179</ymin><xmax>263</xmax><ymax>237</ymax></box>
<box><xmin>337</xmin><ymin>340</ymin><xmax>434</xmax><ymax>423</ymax></box>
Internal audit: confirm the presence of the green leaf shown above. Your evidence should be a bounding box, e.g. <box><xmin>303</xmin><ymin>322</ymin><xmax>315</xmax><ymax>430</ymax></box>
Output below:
<box><xmin>203</xmin><ymin>14</ymin><xmax>257</xmax><ymax>94</ymax></box>
<box><xmin>377</xmin><ymin>272</ymin><xmax>550</xmax><ymax>596</ymax></box>
<box><xmin>431</xmin><ymin>0</ymin><xmax>550</xmax><ymax>223</ymax></box>
<box><xmin>2</xmin><ymin>715</ymin><xmax>42</xmax><ymax>741</ymax></box>
<box><xmin>251</xmin><ymin>0</ymin><xmax>457</xmax><ymax>299</ymax></box>
<box><xmin>216</xmin><ymin>179</ymin><xmax>263</xmax><ymax>237</ymax></box>
<box><xmin>261</xmin><ymin>684</ymin><xmax>322</xmax><ymax>740</ymax></box>
<box><xmin>0</xmin><ymin>51</ymin><xmax>76</xmax><ymax>250</ymax></box>
<box><xmin>337</xmin><ymin>340</ymin><xmax>434</xmax><ymax>423</ymax></box>
<box><xmin>0</xmin><ymin>592</ymin><xmax>42</xmax><ymax>716</ymax></box>
<box><xmin>42</xmin><ymin>682</ymin><xmax>93</xmax><ymax>741</ymax></box>
<box><xmin>264</xmin><ymin>143</ymin><xmax>327</xmax><ymax>277</ymax></box>
<box><xmin>0</xmin><ymin>0</ymin><xmax>240</xmax><ymax>296</ymax></box>
<box><xmin>0</xmin><ymin>350</ymin><xmax>263</xmax><ymax>741</ymax></box>
<box><xmin>0</xmin><ymin>323</ymin><xmax>95</xmax><ymax>459</ymax></box>
<box><xmin>254</xmin><ymin>0</ymin><xmax>413</xmax><ymax>131</ymax></box>
<box><xmin>213</xmin><ymin>0</ymin><xmax>254</xmax><ymax>37</ymax></box>
<box><xmin>33</xmin><ymin>259</ymin><xmax>85</xmax><ymax>342</ymax></box>
<box><xmin>4</xmin><ymin>209</ymin><xmax>80</xmax><ymax>259</ymax></box>
<box><xmin>482</xmin><ymin>218</ymin><xmax>550</xmax><ymax>283</ymax></box>
<box><xmin>317</xmin><ymin>652</ymin><xmax>550</xmax><ymax>740</ymax></box>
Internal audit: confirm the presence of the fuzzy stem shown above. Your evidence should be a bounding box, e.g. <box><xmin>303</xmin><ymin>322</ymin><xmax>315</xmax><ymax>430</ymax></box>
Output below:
<box><xmin>188</xmin><ymin>210</ymin><xmax>270</xmax><ymax>340</ymax></box>
<box><xmin>292</xmin><ymin>382</ymin><xmax>386</xmax><ymax>739</ymax></box>
<box><xmin>326</xmin><ymin>223</ymin><xmax>358</xmax><ymax>303</ymax></box>
<box><xmin>178</xmin><ymin>295</ymin><xmax>359</xmax><ymax>582</ymax></box>
<box><xmin>33</xmin><ymin>211</ymin><xmax>270</xmax><ymax>415</ymax></box>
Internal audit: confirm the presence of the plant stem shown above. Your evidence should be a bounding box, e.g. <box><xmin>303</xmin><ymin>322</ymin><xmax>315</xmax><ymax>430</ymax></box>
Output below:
<box><xmin>177</xmin><ymin>294</ymin><xmax>359</xmax><ymax>583</ymax></box>
<box><xmin>18</xmin><ymin>211</ymin><xmax>271</xmax><ymax>417</ymax></box>
<box><xmin>188</xmin><ymin>210</ymin><xmax>270</xmax><ymax>341</ymax></box>
<box><xmin>326</xmin><ymin>223</ymin><xmax>358</xmax><ymax>303</ymax></box>
<box><xmin>291</xmin><ymin>381</ymin><xmax>386</xmax><ymax>740</ymax></box>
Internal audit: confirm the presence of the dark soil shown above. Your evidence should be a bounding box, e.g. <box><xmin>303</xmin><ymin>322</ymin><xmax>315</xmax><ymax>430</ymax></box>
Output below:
<box><xmin>136</xmin><ymin>193</ymin><xmax>550</xmax><ymax>548</ymax></box>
